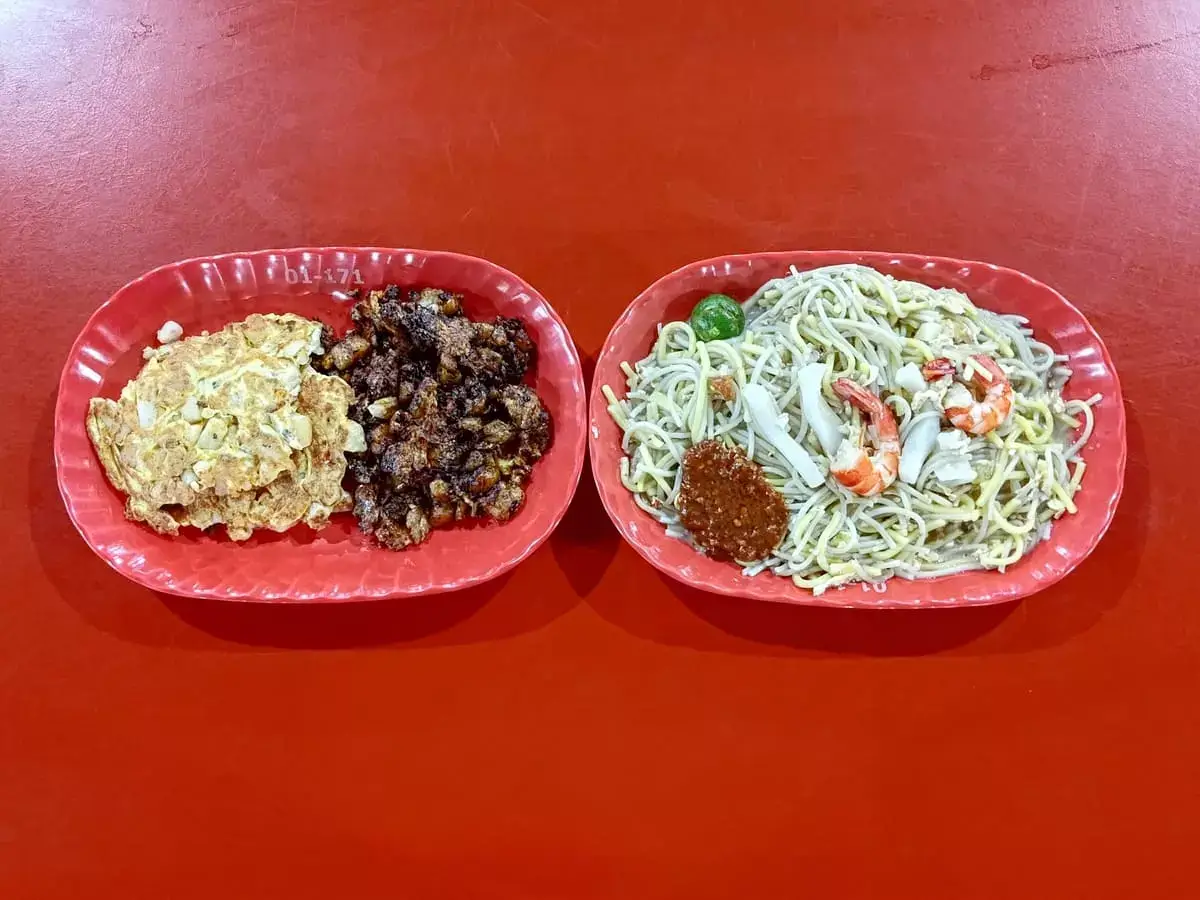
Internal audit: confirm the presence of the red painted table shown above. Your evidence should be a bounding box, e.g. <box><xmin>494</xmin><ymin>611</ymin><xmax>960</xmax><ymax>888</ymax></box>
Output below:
<box><xmin>2</xmin><ymin>2</ymin><xmax>1195</xmax><ymax>897</ymax></box>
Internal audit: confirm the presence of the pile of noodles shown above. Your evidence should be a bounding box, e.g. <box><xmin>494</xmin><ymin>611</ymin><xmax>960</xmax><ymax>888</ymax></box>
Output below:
<box><xmin>603</xmin><ymin>264</ymin><xmax>1099</xmax><ymax>595</ymax></box>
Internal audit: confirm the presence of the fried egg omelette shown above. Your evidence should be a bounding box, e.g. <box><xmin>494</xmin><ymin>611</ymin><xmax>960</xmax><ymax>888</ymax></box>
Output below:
<box><xmin>86</xmin><ymin>313</ymin><xmax>366</xmax><ymax>540</ymax></box>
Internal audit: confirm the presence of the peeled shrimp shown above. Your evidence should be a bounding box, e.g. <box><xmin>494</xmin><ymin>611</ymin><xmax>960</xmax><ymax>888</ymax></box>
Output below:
<box><xmin>830</xmin><ymin>379</ymin><xmax>900</xmax><ymax>497</ymax></box>
<box><xmin>923</xmin><ymin>354</ymin><xmax>1013</xmax><ymax>435</ymax></box>
<box><xmin>921</xmin><ymin>357</ymin><xmax>957</xmax><ymax>381</ymax></box>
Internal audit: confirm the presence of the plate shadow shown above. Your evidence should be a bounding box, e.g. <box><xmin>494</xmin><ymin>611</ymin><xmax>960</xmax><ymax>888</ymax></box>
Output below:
<box><xmin>586</xmin><ymin>400</ymin><xmax>1146</xmax><ymax>658</ymax></box>
<box><xmin>32</xmin><ymin>391</ymin><xmax>576</xmax><ymax>650</ymax></box>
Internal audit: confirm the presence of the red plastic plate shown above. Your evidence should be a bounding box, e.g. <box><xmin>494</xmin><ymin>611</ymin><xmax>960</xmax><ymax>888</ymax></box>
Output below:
<box><xmin>590</xmin><ymin>251</ymin><xmax>1126</xmax><ymax>608</ymax></box>
<box><xmin>56</xmin><ymin>248</ymin><xmax>586</xmax><ymax>602</ymax></box>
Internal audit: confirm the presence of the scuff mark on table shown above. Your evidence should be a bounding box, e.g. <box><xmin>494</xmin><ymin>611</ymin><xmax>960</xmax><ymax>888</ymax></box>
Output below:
<box><xmin>974</xmin><ymin>27</ymin><xmax>1200</xmax><ymax>80</ymax></box>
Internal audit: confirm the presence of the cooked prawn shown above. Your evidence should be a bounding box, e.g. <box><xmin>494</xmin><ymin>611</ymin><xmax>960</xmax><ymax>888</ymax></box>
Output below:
<box><xmin>921</xmin><ymin>357</ymin><xmax>957</xmax><ymax>380</ymax></box>
<box><xmin>932</xmin><ymin>354</ymin><xmax>1013</xmax><ymax>435</ymax></box>
<box><xmin>830</xmin><ymin>379</ymin><xmax>900</xmax><ymax>497</ymax></box>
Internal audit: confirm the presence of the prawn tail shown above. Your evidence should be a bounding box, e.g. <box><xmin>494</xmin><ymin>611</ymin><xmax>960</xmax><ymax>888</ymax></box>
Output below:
<box><xmin>921</xmin><ymin>357</ymin><xmax>956</xmax><ymax>380</ymax></box>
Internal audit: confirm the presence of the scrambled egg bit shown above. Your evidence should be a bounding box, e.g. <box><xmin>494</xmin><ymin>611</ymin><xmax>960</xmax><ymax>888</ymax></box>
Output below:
<box><xmin>86</xmin><ymin>313</ymin><xmax>366</xmax><ymax>540</ymax></box>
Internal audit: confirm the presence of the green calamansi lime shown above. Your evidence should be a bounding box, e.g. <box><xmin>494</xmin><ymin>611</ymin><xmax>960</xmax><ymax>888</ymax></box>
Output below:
<box><xmin>689</xmin><ymin>294</ymin><xmax>745</xmax><ymax>341</ymax></box>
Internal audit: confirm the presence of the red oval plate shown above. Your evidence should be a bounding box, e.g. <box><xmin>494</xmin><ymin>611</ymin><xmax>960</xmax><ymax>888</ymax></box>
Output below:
<box><xmin>56</xmin><ymin>247</ymin><xmax>586</xmax><ymax>602</ymax></box>
<box><xmin>590</xmin><ymin>251</ymin><xmax>1126</xmax><ymax>608</ymax></box>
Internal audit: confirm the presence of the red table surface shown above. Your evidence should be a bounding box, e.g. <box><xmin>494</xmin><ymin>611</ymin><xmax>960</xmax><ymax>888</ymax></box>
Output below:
<box><xmin>1</xmin><ymin>1</ymin><xmax>1195</xmax><ymax>897</ymax></box>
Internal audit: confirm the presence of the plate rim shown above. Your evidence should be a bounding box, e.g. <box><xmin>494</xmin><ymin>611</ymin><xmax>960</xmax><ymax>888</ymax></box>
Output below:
<box><xmin>55</xmin><ymin>245</ymin><xmax>588</xmax><ymax>602</ymax></box>
<box><xmin>588</xmin><ymin>249</ymin><xmax>1128</xmax><ymax>609</ymax></box>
